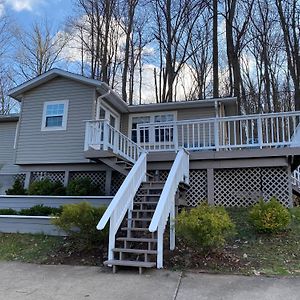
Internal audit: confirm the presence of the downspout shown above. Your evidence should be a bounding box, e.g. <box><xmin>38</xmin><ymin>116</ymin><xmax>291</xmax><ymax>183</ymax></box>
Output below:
<box><xmin>95</xmin><ymin>83</ymin><xmax>111</xmax><ymax>120</ymax></box>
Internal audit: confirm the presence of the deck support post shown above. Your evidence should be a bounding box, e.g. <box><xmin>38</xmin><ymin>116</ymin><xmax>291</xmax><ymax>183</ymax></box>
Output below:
<box><xmin>108</xmin><ymin>216</ymin><xmax>116</xmax><ymax>262</ymax></box>
<box><xmin>24</xmin><ymin>172</ymin><xmax>31</xmax><ymax>189</ymax></box>
<box><xmin>63</xmin><ymin>170</ymin><xmax>69</xmax><ymax>187</ymax></box>
<box><xmin>105</xmin><ymin>169</ymin><xmax>112</xmax><ymax>195</ymax></box>
<box><xmin>207</xmin><ymin>168</ymin><xmax>215</xmax><ymax>205</ymax></box>
<box><xmin>157</xmin><ymin>227</ymin><xmax>163</xmax><ymax>268</ymax></box>
<box><xmin>169</xmin><ymin>201</ymin><xmax>175</xmax><ymax>250</ymax></box>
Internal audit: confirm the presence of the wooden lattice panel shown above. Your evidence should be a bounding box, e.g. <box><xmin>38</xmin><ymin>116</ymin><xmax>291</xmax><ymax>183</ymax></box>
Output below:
<box><xmin>186</xmin><ymin>170</ymin><xmax>208</xmax><ymax>206</ymax></box>
<box><xmin>261</xmin><ymin>167</ymin><xmax>290</xmax><ymax>207</ymax></box>
<box><xmin>214</xmin><ymin>167</ymin><xmax>291</xmax><ymax>207</ymax></box>
<box><xmin>69</xmin><ymin>171</ymin><xmax>106</xmax><ymax>193</ymax></box>
<box><xmin>31</xmin><ymin>171</ymin><xmax>65</xmax><ymax>184</ymax></box>
<box><xmin>14</xmin><ymin>174</ymin><xmax>26</xmax><ymax>187</ymax></box>
<box><xmin>110</xmin><ymin>171</ymin><xmax>126</xmax><ymax>195</ymax></box>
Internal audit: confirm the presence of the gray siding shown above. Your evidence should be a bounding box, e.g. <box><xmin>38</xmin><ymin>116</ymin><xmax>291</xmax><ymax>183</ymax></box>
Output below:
<box><xmin>16</xmin><ymin>77</ymin><xmax>95</xmax><ymax>164</ymax></box>
<box><xmin>177</xmin><ymin>107</ymin><xmax>216</xmax><ymax>121</ymax></box>
<box><xmin>122</xmin><ymin>106</ymin><xmax>216</xmax><ymax>136</ymax></box>
<box><xmin>0</xmin><ymin>121</ymin><xmax>19</xmax><ymax>174</ymax></box>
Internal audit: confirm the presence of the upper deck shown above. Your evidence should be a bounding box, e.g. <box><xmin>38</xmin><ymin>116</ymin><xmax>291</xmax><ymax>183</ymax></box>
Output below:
<box><xmin>84</xmin><ymin>111</ymin><xmax>300</xmax><ymax>163</ymax></box>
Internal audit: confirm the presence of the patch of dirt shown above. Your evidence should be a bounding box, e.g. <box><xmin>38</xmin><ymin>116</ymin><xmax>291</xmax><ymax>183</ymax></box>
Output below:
<box><xmin>164</xmin><ymin>238</ymin><xmax>248</xmax><ymax>274</ymax></box>
<box><xmin>43</xmin><ymin>237</ymin><xmax>107</xmax><ymax>266</ymax></box>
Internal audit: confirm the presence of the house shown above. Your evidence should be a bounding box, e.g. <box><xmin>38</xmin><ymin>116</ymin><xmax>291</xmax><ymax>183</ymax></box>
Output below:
<box><xmin>2</xmin><ymin>68</ymin><xmax>300</xmax><ymax>272</ymax></box>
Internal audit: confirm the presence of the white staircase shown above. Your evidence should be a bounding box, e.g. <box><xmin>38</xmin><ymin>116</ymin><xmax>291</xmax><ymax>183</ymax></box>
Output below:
<box><xmin>97</xmin><ymin>149</ymin><xmax>190</xmax><ymax>273</ymax></box>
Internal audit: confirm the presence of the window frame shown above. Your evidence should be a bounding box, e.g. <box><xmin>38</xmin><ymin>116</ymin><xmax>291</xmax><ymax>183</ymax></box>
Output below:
<box><xmin>41</xmin><ymin>100</ymin><xmax>69</xmax><ymax>131</ymax></box>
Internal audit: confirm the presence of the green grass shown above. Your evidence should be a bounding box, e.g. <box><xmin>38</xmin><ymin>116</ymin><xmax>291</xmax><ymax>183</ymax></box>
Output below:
<box><xmin>226</xmin><ymin>207</ymin><xmax>300</xmax><ymax>276</ymax></box>
<box><xmin>0</xmin><ymin>233</ymin><xmax>63</xmax><ymax>263</ymax></box>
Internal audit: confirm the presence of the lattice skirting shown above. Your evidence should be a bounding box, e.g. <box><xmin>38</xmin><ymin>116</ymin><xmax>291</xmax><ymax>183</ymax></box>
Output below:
<box><xmin>214</xmin><ymin>167</ymin><xmax>291</xmax><ymax>207</ymax></box>
<box><xmin>14</xmin><ymin>174</ymin><xmax>26</xmax><ymax>187</ymax></box>
<box><xmin>69</xmin><ymin>171</ymin><xmax>106</xmax><ymax>194</ymax></box>
<box><xmin>110</xmin><ymin>171</ymin><xmax>125</xmax><ymax>195</ymax></box>
<box><xmin>148</xmin><ymin>167</ymin><xmax>291</xmax><ymax>207</ymax></box>
<box><xmin>30</xmin><ymin>171</ymin><xmax>65</xmax><ymax>184</ymax></box>
<box><xmin>186</xmin><ymin>170</ymin><xmax>208</xmax><ymax>206</ymax></box>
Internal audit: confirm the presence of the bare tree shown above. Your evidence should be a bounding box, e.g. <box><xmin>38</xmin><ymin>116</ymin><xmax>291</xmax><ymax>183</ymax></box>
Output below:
<box><xmin>13</xmin><ymin>20</ymin><xmax>69</xmax><ymax>80</ymax></box>
<box><xmin>223</xmin><ymin>0</ymin><xmax>254</xmax><ymax>112</ymax></box>
<box><xmin>212</xmin><ymin>0</ymin><xmax>219</xmax><ymax>98</ymax></box>
<box><xmin>152</xmin><ymin>0</ymin><xmax>208</xmax><ymax>102</ymax></box>
<box><xmin>276</xmin><ymin>0</ymin><xmax>300</xmax><ymax>110</ymax></box>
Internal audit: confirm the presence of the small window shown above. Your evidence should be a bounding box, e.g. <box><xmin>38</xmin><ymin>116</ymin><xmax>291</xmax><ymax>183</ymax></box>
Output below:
<box><xmin>41</xmin><ymin>100</ymin><xmax>69</xmax><ymax>131</ymax></box>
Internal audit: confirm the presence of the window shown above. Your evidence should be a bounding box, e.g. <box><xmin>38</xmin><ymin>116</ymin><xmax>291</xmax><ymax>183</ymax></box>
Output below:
<box><xmin>131</xmin><ymin>116</ymin><xmax>150</xmax><ymax>143</ymax></box>
<box><xmin>130</xmin><ymin>112</ymin><xmax>175</xmax><ymax>143</ymax></box>
<box><xmin>42</xmin><ymin>100</ymin><xmax>69</xmax><ymax>131</ymax></box>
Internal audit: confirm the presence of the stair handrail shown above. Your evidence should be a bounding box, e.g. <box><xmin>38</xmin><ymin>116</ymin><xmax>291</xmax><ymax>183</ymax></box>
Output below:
<box><xmin>292</xmin><ymin>166</ymin><xmax>300</xmax><ymax>187</ymax></box>
<box><xmin>149</xmin><ymin>148</ymin><xmax>189</xmax><ymax>268</ymax></box>
<box><xmin>105</xmin><ymin>122</ymin><xmax>146</xmax><ymax>163</ymax></box>
<box><xmin>85</xmin><ymin>119</ymin><xmax>145</xmax><ymax>163</ymax></box>
<box><xmin>97</xmin><ymin>152</ymin><xmax>148</xmax><ymax>260</ymax></box>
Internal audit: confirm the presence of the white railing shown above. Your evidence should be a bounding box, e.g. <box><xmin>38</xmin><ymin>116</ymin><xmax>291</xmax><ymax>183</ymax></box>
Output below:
<box><xmin>149</xmin><ymin>149</ymin><xmax>189</xmax><ymax>268</ymax></box>
<box><xmin>137</xmin><ymin>111</ymin><xmax>300</xmax><ymax>152</ymax></box>
<box><xmin>97</xmin><ymin>153</ymin><xmax>147</xmax><ymax>261</ymax></box>
<box><xmin>292</xmin><ymin>166</ymin><xmax>300</xmax><ymax>188</ymax></box>
<box><xmin>85</xmin><ymin>119</ymin><xmax>145</xmax><ymax>163</ymax></box>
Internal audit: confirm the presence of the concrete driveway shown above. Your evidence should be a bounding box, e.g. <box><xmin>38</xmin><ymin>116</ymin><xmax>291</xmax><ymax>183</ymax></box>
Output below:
<box><xmin>0</xmin><ymin>262</ymin><xmax>300</xmax><ymax>300</ymax></box>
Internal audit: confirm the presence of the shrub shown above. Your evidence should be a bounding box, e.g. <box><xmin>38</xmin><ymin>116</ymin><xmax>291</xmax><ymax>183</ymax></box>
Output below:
<box><xmin>66</xmin><ymin>177</ymin><xmax>103</xmax><ymax>196</ymax></box>
<box><xmin>176</xmin><ymin>203</ymin><xmax>235</xmax><ymax>252</ymax></box>
<box><xmin>0</xmin><ymin>208</ymin><xmax>18</xmax><ymax>215</ymax></box>
<box><xmin>52</xmin><ymin>202</ymin><xmax>108</xmax><ymax>249</ymax></box>
<box><xmin>28</xmin><ymin>179</ymin><xmax>66</xmax><ymax>196</ymax></box>
<box><xmin>19</xmin><ymin>205</ymin><xmax>62</xmax><ymax>216</ymax></box>
<box><xmin>6</xmin><ymin>179</ymin><xmax>27</xmax><ymax>195</ymax></box>
<box><xmin>249</xmin><ymin>198</ymin><xmax>291</xmax><ymax>233</ymax></box>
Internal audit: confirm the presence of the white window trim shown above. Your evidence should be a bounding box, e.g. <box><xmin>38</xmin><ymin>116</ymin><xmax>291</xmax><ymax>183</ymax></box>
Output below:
<box><xmin>128</xmin><ymin>111</ymin><xmax>177</xmax><ymax>141</ymax></box>
<box><xmin>96</xmin><ymin>101</ymin><xmax>120</xmax><ymax>131</ymax></box>
<box><xmin>41</xmin><ymin>100</ymin><xmax>69</xmax><ymax>131</ymax></box>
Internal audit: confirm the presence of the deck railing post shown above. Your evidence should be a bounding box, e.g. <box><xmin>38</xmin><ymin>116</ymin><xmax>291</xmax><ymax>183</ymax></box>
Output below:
<box><xmin>103</xmin><ymin>120</ymin><xmax>109</xmax><ymax>150</ymax></box>
<box><xmin>173</xmin><ymin>123</ymin><xmax>178</xmax><ymax>151</ymax></box>
<box><xmin>84</xmin><ymin>121</ymin><xmax>90</xmax><ymax>151</ymax></box>
<box><xmin>257</xmin><ymin>116</ymin><xmax>263</xmax><ymax>149</ymax></box>
<box><xmin>214</xmin><ymin>118</ymin><xmax>220</xmax><ymax>151</ymax></box>
<box><xmin>137</xmin><ymin>125</ymin><xmax>141</xmax><ymax>147</ymax></box>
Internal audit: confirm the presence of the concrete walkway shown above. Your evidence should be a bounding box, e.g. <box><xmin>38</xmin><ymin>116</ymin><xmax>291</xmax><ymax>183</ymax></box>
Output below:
<box><xmin>0</xmin><ymin>262</ymin><xmax>300</xmax><ymax>300</ymax></box>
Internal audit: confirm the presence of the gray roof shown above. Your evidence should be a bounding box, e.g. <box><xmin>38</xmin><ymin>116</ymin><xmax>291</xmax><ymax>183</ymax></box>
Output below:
<box><xmin>8</xmin><ymin>68</ymin><xmax>237</xmax><ymax>114</ymax></box>
<box><xmin>0</xmin><ymin>114</ymin><xmax>19</xmax><ymax>122</ymax></box>
<box><xmin>128</xmin><ymin>97</ymin><xmax>237</xmax><ymax>113</ymax></box>
<box><xmin>8</xmin><ymin>69</ymin><xmax>128</xmax><ymax>112</ymax></box>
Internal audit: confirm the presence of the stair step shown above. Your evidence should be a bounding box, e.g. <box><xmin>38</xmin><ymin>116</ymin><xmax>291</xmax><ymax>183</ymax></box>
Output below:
<box><xmin>136</xmin><ymin>194</ymin><xmax>161</xmax><ymax>197</ymax></box>
<box><xmin>104</xmin><ymin>260</ymin><xmax>156</xmax><ymax>268</ymax></box>
<box><xmin>134</xmin><ymin>201</ymin><xmax>158</xmax><ymax>205</ymax></box>
<box><xmin>126</xmin><ymin>217</ymin><xmax>152</xmax><ymax>221</ymax></box>
<box><xmin>121</xmin><ymin>227</ymin><xmax>149</xmax><ymax>232</ymax></box>
<box><xmin>117</xmin><ymin>237</ymin><xmax>157</xmax><ymax>243</ymax></box>
<box><xmin>140</xmin><ymin>186</ymin><xmax>163</xmax><ymax>190</ymax></box>
<box><xmin>112</xmin><ymin>248</ymin><xmax>157</xmax><ymax>255</ymax></box>
<box><xmin>132</xmin><ymin>209</ymin><xmax>155</xmax><ymax>213</ymax></box>
<box><xmin>115</xmin><ymin>161</ymin><xmax>132</xmax><ymax>166</ymax></box>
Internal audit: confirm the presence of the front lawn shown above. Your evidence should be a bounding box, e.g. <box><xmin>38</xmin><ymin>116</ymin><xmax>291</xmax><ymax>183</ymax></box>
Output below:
<box><xmin>1</xmin><ymin>207</ymin><xmax>300</xmax><ymax>276</ymax></box>
<box><xmin>0</xmin><ymin>234</ymin><xmax>62</xmax><ymax>263</ymax></box>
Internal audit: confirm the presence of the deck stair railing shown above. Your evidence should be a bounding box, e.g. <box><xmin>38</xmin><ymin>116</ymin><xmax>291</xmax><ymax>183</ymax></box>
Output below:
<box><xmin>85</xmin><ymin>119</ymin><xmax>145</xmax><ymax>163</ymax></box>
<box><xmin>292</xmin><ymin>166</ymin><xmax>300</xmax><ymax>188</ymax></box>
<box><xmin>96</xmin><ymin>152</ymin><xmax>148</xmax><ymax>261</ymax></box>
<box><xmin>148</xmin><ymin>148</ymin><xmax>189</xmax><ymax>268</ymax></box>
<box><xmin>137</xmin><ymin>111</ymin><xmax>300</xmax><ymax>152</ymax></box>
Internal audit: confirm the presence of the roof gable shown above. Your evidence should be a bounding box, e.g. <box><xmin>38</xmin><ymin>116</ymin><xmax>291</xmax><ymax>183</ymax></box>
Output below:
<box><xmin>8</xmin><ymin>69</ymin><xmax>103</xmax><ymax>101</ymax></box>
